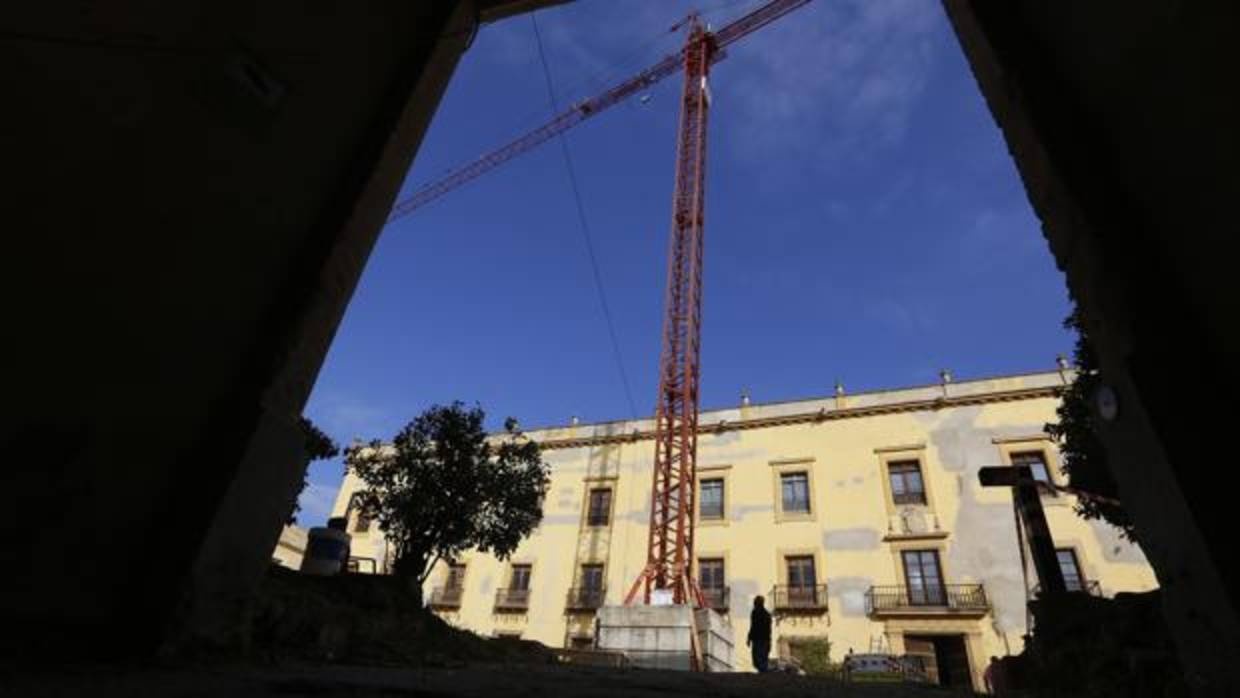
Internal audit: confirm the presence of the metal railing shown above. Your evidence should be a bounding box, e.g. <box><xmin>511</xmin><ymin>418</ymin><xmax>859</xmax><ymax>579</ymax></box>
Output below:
<box><xmin>865</xmin><ymin>584</ymin><xmax>989</xmax><ymax>615</ymax></box>
<box><xmin>892</xmin><ymin>492</ymin><xmax>927</xmax><ymax>505</ymax></box>
<box><xmin>770</xmin><ymin>584</ymin><xmax>829</xmax><ymax>611</ymax></box>
<box><xmin>701</xmin><ymin>585</ymin><xmax>729</xmax><ymax>610</ymax></box>
<box><xmin>565</xmin><ymin>586</ymin><xmax>606</xmax><ymax>610</ymax></box>
<box><xmin>429</xmin><ymin>585</ymin><xmax>463</xmax><ymax>609</ymax></box>
<box><xmin>1032</xmin><ymin>579</ymin><xmax>1102</xmax><ymax>597</ymax></box>
<box><xmin>494</xmin><ymin>587</ymin><xmax>531</xmax><ymax>611</ymax></box>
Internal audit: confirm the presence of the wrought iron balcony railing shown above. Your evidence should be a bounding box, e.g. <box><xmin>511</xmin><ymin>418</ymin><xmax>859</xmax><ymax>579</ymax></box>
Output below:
<box><xmin>865</xmin><ymin>584</ymin><xmax>989</xmax><ymax>616</ymax></box>
<box><xmin>1032</xmin><ymin>579</ymin><xmax>1102</xmax><ymax>597</ymax></box>
<box><xmin>429</xmin><ymin>585</ymin><xmax>463</xmax><ymax>609</ymax></box>
<box><xmin>892</xmin><ymin>492</ymin><xmax>927</xmax><ymax>506</ymax></box>
<box><xmin>565</xmin><ymin>586</ymin><xmax>606</xmax><ymax>610</ymax></box>
<box><xmin>701</xmin><ymin>585</ymin><xmax>729</xmax><ymax>610</ymax></box>
<box><xmin>494</xmin><ymin>587</ymin><xmax>531</xmax><ymax>611</ymax></box>
<box><xmin>770</xmin><ymin>584</ymin><xmax>829</xmax><ymax>612</ymax></box>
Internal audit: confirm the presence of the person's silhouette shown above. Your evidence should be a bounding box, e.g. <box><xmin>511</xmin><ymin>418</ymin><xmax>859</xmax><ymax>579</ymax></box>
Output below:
<box><xmin>984</xmin><ymin>655</ymin><xmax>1007</xmax><ymax>695</ymax></box>
<box><xmin>746</xmin><ymin>595</ymin><xmax>772</xmax><ymax>672</ymax></box>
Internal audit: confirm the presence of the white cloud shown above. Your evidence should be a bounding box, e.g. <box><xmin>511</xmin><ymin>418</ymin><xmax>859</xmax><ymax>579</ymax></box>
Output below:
<box><xmin>955</xmin><ymin>206</ymin><xmax>1046</xmax><ymax>266</ymax></box>
<box><xmin>310</xmin><ymin>395</ymin><xmax>392</xmax><ymax>443</ymax></box>
<box><xmin>863</xmin><ymin>297</ymin><xmax>939</xmax><ymax>334</ymax></box>
<box><xmin>472</xmin><ymin>1</ymin><xmax>943</xmax><ymax>181</ymax></box>
<box><xmin>295</xmin><ymin>482</ymin><xmax>339</xmax><ymax>528</ymax></box>
<box><xmin>716</xmin><ymin>0</ymin><xmax>941</xmax><ymax>167</ymax></box>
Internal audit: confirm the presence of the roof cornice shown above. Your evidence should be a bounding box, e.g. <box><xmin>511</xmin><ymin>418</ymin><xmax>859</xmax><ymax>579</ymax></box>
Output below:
<box><xmin>536</xmin><ymin>384</ymin><xmax>1063</xmax><ymax>451</ymax></box>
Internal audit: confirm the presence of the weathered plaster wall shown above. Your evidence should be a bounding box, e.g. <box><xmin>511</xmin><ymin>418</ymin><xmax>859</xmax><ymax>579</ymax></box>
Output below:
<box><xmin>333</xmin><ymin>371</ymin><xmax>1156</xmax><ymax>683</ymax></box>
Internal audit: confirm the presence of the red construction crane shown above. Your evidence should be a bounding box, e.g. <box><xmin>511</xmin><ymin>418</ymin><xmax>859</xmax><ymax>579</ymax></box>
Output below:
<box><xmin>622</xmin><ymin>0</ymin><xmax>810</xmax><ymax>608</ymax></box>
<box><xmin>386</xmin><ymin>0</ymin><xmax>812</xmax><ymax>608</ymax></box>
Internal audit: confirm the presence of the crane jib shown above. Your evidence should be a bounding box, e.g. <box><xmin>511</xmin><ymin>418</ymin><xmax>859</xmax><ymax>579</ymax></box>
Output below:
<box><xmin>384</xmin><ymin>0</ymin><xmax>811</xmax><ymax>224</ymax></box>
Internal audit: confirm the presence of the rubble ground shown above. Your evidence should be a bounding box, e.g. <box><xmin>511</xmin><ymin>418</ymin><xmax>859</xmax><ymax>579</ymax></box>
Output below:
<box><xmin>6</xmin><ymin>662</ymin><xmax>958</xmax><ymax>698</ymax></box>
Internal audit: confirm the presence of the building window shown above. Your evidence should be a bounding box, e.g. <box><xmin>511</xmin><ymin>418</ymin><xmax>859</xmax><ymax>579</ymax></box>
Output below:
<box><xmin>699</xmin><ymin>558</ymin><xmax>724</xmax><ymax>591</ymax></box>
<box><xmin>888</xmin><ymin>460</ymin><xmax>927</xmax><ymax>506</ymax></box>
<box><xmin>587</xmin><ymin>488</ymin><xmax>612</xmax><ymax>526</ymax></box>
<box><xmin>510</xmin><ymin>564</ymin><xmax>531</xmax><ymax>591</ymax></box>
<box><xmin>496</xmin><ymin>564</ymin><xmax>531</xmax><ymax>611</ymax></box>
<box><xmin>785</xmin><ymin>555</ymin><xmax>817</xmax><ymax>590</ymax></box>
<box><xmin>446</xmin><ymin>563</ymin><xmax>466</xmax><ymax>590</ymax></box>
<box><xmin>1011</xmin><ymin>450</ymin><xmax>1054</xmax><ymax>487</ymax></box>
<box><xmin>699</xmin><ymin>558</ymin><xmax>726</xmax><ymax>608</ymax></box>
<box><xmin>347</xmin><ymin>493</ymin><xmax>371</xmax><ymax>533</ymax></box>
<box><xmin>580</xmin><ymin>563</ymin><xmax>604</xmax><ymax>591</ymax></box>
<box><xmin>782</xmin><ymin>555</ymin><xmax>819</xmax><ymax>606</ymax></box>
<box><xmin>780</xmin><ymin>472</ymin><xmax>811</xmax><ymax>514</ymax></box>
<box><xmin>902</xmin><ymin>550</ymin><xmax>946</xmax><ymax>605</ymax></box>
<box><xmin>568</xmin><ymin>563</ymin><xmax>605</xmax><ymax>610</ymax></box>
<box><xmin>1056</xmin><ymin>548</ymin><xmax>1086</xmax><ymax>592</ymax></box>
<box><xmin>700</xmin><ymin>478</ymin><xmax>724</xmax><ymax>520</ymax></box>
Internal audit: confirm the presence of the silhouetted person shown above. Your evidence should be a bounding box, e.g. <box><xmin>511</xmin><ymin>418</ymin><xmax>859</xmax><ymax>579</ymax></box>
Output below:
<box><xmin>984</xmin><ymin>656</ymin><xmax>1007</xmax><ymax>695</ymax></box>
<box><xmin>747</xmin><ymin>595</ymin><xmax>771</xmax><ymax>672</ymax></box>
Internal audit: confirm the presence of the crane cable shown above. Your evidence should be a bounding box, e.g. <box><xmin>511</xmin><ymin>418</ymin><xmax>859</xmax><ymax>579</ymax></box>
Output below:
<box><xmin>531</xmin><ymin>12</ymin><xmax>639</xmax><ymax>420</ymax></box>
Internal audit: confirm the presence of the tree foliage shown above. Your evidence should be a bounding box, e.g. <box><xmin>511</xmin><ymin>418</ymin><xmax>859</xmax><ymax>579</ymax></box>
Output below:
<box><xmin>1044</xmin><ymin>309</ymin><xmax>1137</xmax><ymax>541</ymax></box>
<box><xmin>788</xmin><ymin>637</ymin><xmax>834</xmax><ymax>676</ymax></box>
<box><xmin>300</xmin><ymin>416</ymin><xmax>341</xmax><ymax>462</ymax></box>
<box><xmin>287</xmin><ymin>416</ymin><xmax>341</xmax><ymax>525</ymax></box>
<box><xmin>345</xmin><ymin>402</ymin><xmax>550</xmax><ymax>599</ymax></box>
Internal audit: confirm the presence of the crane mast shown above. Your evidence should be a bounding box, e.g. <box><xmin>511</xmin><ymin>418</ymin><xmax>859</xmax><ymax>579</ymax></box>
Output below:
<box><xmin>383</xmin><ymin>0</ymin><xmax>814</xmax><ymax>612</ymax></box>
<box><xmin>625</xmin><ymin>15</ymin><xmax>712</xmax><ymax>608</ymax></box>
<box><xmin>625</xmin><ymin>0</ymin><xmax>812</xmax><ymax>608</ymax></box>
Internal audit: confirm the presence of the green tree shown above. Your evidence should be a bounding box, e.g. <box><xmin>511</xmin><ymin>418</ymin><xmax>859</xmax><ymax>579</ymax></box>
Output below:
<box><xmin>346</xmin><ymin>402</ymin><xmax>550</xmax><ymax>604</ymax></box>
<box><xmin>1044</xmin><ymin>309</ymin><xmax>1137</xmax><ymax>541</ymax></box>
<box><xmin>788</xmin><ymin>637</ymin><xmax>834</xmax><ymax>676</ymax></box>
<box><xmin>287</xmin><ymin>416</ymin><xmax>341</xmax><ymax>525</ymax></box>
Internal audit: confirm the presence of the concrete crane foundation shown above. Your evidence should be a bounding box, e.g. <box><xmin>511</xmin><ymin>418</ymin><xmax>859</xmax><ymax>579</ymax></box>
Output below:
<box><xmin>596</xmin><ymin>605</ymin><xmax>734</xmax><ymax>672</ymax></box>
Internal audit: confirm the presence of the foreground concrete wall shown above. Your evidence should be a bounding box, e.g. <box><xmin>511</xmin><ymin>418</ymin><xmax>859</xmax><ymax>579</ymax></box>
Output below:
<box><xmin>334</xmin><ymin>371</ymin><xmax>1156</xmax><ymax>685</ymax></box>
<box><xmin>943</xmin><ymin>3</ymin><xmax>1240</xmax><ymax>694</ymax></box>
<box><xmin>0</xmin><ymin>0</ymin><xmax>564</xmax><ymax>658</ymax></box>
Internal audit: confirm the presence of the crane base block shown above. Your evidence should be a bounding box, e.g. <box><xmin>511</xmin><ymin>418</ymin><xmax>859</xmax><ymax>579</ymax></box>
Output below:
<box><xmin>596</xmin><ymin>605</ymin><xmax>733</xmax><ymax>671</ymax></box>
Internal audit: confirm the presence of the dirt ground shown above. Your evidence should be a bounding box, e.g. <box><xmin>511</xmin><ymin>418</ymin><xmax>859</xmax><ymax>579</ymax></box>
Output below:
<box><xmin>4</xmin><ymin>662</ymin><xmax>955</xmax><ymax>698</ymax></box>
<box><xmin>2</xmin><ymin>570</ymin><xmax>957</xmax><ymax>697</ymax></box>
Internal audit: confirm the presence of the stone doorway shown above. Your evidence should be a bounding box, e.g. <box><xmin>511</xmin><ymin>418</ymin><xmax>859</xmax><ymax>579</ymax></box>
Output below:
<box><xmin>904</xmin><ymin>634</ymin><xmax>973</xmax><ymax>690</ymax></box>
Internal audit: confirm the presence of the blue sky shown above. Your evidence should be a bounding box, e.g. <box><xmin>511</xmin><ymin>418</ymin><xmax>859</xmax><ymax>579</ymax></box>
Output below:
<box><xmin>295</xmin><ymin>0</ymin><xmax>1073</xmax><ymax>525</ymax></box>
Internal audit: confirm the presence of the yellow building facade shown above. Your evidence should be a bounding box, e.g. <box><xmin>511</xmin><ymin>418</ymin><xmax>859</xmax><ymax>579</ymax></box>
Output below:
<box><xmin>330</xmin><ymin>369</ymin><xmax>1157</xmax><ymax>687</ymax></box>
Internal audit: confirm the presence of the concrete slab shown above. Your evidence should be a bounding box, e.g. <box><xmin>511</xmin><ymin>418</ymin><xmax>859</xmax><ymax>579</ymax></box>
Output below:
<box><xmin>596</xmin><ymin>605</ymin><xmax>733</xmax><ymax>672</ymax></box>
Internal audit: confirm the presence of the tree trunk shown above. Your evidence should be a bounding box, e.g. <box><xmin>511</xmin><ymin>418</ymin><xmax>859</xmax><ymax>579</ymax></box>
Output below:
<box><xmin>392</xmin><ymin>552</ymin><xmax>427</xmax><ymax>608</ymax></box>
<box><xmin>405</xmin><ymin>574</ymin><xmax>423</xmax><ymax>608</ymax></box>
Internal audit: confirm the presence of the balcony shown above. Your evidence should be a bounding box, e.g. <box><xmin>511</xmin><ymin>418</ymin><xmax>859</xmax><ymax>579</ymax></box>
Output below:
<box><xmin>429</xmin><ymin>585</ymin><xmax>463</xmax><ymax>609</ymax></box>
<box><xmin>701</xmin><ymin>585</ymin><xmax>729</xmax><ymax>610</ymax></box>
<box><xmin>565</xmin><ymin>586</ymin><xmax>605</xmax><ymax>611</ymax></box>
<box><xmin>494</xmin><ymin>587</ymin><xmax>531</xmax><ymax>612</ymax></box>
<box><xmin>1032</xmin><ymin>579</ymin><xmax>1102</xmax><ymax>597</ymax></box>
<box><xmin>770</xmin><ymin>584</ymin><xmax>829</xmax><ymax>613</ymax></box>
<box><xmin>865</xmin><ymin>584</ymin><xmax>989</xmax><ymax>617</ymax></box>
